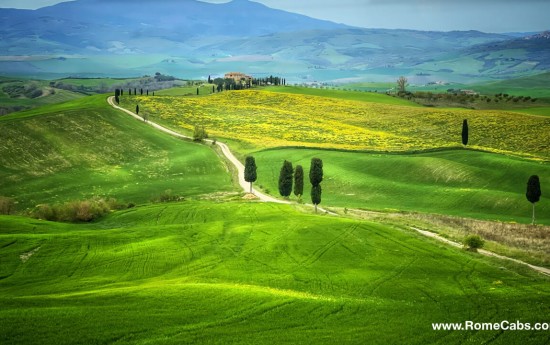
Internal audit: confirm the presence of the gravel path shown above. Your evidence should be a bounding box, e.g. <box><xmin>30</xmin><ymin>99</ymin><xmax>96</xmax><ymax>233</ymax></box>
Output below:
<box><xmin>108</xmin><ymin>96</ymin><xmax>547</xmax><ymax>276</ymax></box>
<box><xmin>411</xmin><ymin>227</ymin><xmax>550</xmax><ymax>277</ymax></box>
<box><xmin>108</xmin><ymin>96</ymin><xmax>288</xmax><ymax>204</ymax></box>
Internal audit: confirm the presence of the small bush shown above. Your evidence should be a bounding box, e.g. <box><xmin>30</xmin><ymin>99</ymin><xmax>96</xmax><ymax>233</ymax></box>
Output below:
<box><xmin>32</xmin><ymin>197</ymin><xmax>115</xmax><ymax>222</ymax></box>
<box><xmin>0</xmin><ymin>197</ymin><xmax>16</xmax><ymax>215</ymax></box>
<box><xmin>152</xmin><ymin>189</ymin><xmax>183</xmax><ymax>203</ymax></box>
<box><xmin>464</xmin><ymin>235</ymin><xmax>485</xmax><ymax>251</ymax></box>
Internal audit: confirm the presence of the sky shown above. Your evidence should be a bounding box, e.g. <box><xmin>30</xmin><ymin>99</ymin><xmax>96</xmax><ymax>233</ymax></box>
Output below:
<box><xmin>0</xmin><ymin>0</ymin><xmax>549</xmax><ymax>33</ymax></box>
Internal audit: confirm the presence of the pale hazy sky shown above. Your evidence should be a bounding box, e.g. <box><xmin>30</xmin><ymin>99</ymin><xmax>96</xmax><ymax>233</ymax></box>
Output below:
<box><xmin>0</xmin><ymin>0</ymin><xmax>549</xmax><ymax>33</ymax></box>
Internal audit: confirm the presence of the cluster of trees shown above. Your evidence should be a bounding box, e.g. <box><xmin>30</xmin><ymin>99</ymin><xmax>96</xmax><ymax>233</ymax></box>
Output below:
<box><xmin>244</xmin><ymin>157</ymin><xmax>324</xmax><ymax>212</ymax></box>
<box><xmin>208</xmin><ymin>75</ymin><xmax>286</xmax><ymax>92</ymax></box>
<box><xmin>394</xmin><ymin>77</ymin><xmax>538</xmax><ymax>106</ymax></box>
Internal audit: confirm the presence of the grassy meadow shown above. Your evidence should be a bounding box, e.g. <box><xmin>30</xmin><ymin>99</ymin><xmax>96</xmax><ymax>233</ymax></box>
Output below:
<box><xmin>1</xmin><ymin>202</ymin><xmax>549</xmax><ymax>345</ymax></box>
<box><xmin>1</xmin><ymin>82</ymin><xmax>549</xmax><ymax>344</ymax></box>
<box><xmin>120</xmin><ymin>88</ymin><xmax>550</xmax><ymax>159</ymax></box>
<box><xmin>0</xmin><ymin>95</ymin><xmax>234</xmax><ymax>209</ymax></box>
<box><xmin>252</xmin><ymin>148</ymin><xmax>550</xmax><ymax>224</ymax></box>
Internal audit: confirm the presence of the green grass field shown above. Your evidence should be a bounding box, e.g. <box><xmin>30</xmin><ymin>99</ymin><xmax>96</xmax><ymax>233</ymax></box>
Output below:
<box><xmin>0</xmin><ymin>95</ymin><xmax>234</xmax><ymax>209</ymax></box>
<box><xmin>472</xmin><ymin>72</ymin><xmax>550</xmax><ymax>99</ymax></box>
<box><xmin>1</xmin><ymin>85</ymin><xmax>549</xmax><ymax>344</ymax></box>
<box><xmin>155</xmin><ymin>85</ymin><xmax>216</xmax><ymax>96</ymax></box>
<box><xmin>1</xmin><ymin>201</ymin><xmax>548</xmax><ymax>345</ymax></box>
<box><xmin>0</xmin><ymin>78</ymin><xmax>85</xmax><ymax>114</ymax></box>
<box><xmin>120</xmin><ymin>88</ymin><xmax>550</xmax><ymax>159</ymax></box>
<box><xmin>263</xmin><ymin>86</ymin><xmax>419</xmax><ymax>106</ymax></box>
<box><xmin>252</xmin><ymin>148</ymin><xmax>550</xmax><ymax>224</ymax></box>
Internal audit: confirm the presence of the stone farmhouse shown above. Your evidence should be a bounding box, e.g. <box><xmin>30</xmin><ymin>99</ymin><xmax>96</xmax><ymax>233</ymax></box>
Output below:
<box><xmin>224</xmin><ymin>72</ymin><xmax>253</xmax><ymax>82</ymax></box>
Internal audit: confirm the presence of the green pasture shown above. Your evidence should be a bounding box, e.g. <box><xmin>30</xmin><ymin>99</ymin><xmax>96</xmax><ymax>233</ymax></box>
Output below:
<box><xmin>154</xmin><ymin>84</ymin><xmax>216</xmax><ymax>96</ymax></box>
<box><xmin>0</xmin><ymin>78</ymin><xmax>84</xmax><ymax>112</ymax></box>
<box><xmin>252</xmin><ymin>148</ymin><xmax>550</xmax><ymax>225</ymax></box>
<box><xmin>472</xmin><ymin>72</ymin><xmax>550</xmax><ymax>99</ymax></box>
<box><xmin>263</xmin><ymin>86</ymin><xmax>419</xmax><ymax>106</ymax></box>
<box><xmin>0</xmin><ymin>95</ymin><xmax>234</xmax><ymax>209</ymax></box>
<box><xmin>0</xmin><ymin>201</ymin><xmax>548</xmax><ymax>345</ymax></box>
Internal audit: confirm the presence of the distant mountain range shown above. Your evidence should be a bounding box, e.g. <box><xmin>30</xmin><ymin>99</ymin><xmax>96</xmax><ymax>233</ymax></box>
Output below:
<box><xmin>0</xmin><ymin>0</ymin><xmax>548</xmax><ymax>83</ymax></box>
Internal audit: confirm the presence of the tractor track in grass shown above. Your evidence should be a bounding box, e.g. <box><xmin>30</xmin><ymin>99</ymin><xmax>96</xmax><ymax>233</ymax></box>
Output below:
<box><xmin>108</xmin><ymin>96</ymin><xmax>550</xmax><ymax>278</ymax></box>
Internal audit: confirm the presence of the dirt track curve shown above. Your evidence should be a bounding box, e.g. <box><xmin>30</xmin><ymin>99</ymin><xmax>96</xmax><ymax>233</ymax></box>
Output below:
<box><xmin>107</xmin><ymin>96</ymin><xmax>549</xmax><ymax>277</ymax></box>
<box><xmin>108</xmin><ymin>96</ymin><xmax>287</xmax><ymax>204</ymax></box>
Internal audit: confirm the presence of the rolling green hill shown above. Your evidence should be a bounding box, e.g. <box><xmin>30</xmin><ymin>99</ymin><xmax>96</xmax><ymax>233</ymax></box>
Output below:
<box><xmin>472</xmin><ymin>72</ymin><xmax>550</xmax><ymax>98</ymax></box>
<box><xmin>1</xmin><ymin>201</ymin><xmax>548</xmax><ymax>345</ymax></box>
<box><xmin>252</xmin><ymin>148</ymin><xmax>550</xmax><ymax>224</ymax></box>
<box><xmin>0</xmin><ymin>95</ymin><xmax>235</xmax><ymax>209</ymax></box>
<box><xmin>0</xmin><ymin>77</ymin><xmax>85</xmax><ymax>115</ymax></box>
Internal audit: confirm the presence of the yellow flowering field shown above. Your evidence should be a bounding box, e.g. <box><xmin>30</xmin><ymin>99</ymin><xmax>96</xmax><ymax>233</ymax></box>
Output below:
<box><xmin>121</xmin><ymin>90</ymin><xmax>550</xmax><ymax>159</ymax></box>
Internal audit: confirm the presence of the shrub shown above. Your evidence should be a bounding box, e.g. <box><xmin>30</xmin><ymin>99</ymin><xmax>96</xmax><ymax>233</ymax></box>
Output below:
<box><xmin>32</xmin><ymin>197</ymin><xmax>114</xmax><ymax>222</ymax></box>
<box><xmin>193</xmin><ymin>125</ymin><xmax>208</xmax><ymax>142</ymax></box>
<box><xmin>464</xmin><ymin>234</ymin><xmax>485</xmax><ymax>251</ymax></box>
<box><xmin>34</xmin><ymin>204</ymin><xmax>57</xmax><ymax>221</ymax></box>
<box><xmin>0</xmin><ymin>197</ymin><xmax>16</xmax><ymax>215</ymax></box>
<box><xmin>153</xmin><ymin>189</ymin><xmax>183</xmax><ymax>203</ymax></box>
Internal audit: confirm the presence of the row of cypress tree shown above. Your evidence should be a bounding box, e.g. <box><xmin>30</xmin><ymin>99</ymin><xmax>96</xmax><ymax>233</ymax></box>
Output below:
<box><xmin>244</xmin><ymin>157</ymin><xmax>324</xmax><ymax>212</ymax></box>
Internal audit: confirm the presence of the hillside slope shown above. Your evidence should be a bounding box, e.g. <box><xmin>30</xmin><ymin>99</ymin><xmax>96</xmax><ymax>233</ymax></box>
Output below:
<box><xmin>1</xmin><ymin>201</ymin><xmax>548</xmax><ymax>344</ymax></box>
<box><xmin>0</xmin><ymin>95</ymin><xmax>235</xmax><ymax>209</ymax></box>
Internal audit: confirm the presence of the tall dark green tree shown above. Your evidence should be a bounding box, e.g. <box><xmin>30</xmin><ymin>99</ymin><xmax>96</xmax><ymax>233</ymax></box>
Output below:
<box><xmin>120</xmin><ymin>89</ymin><xmax>123</xmax><ymax>96</ymax></box>
<box><xmin>115</xmin><ymin>89</ymin><xmax>120</xmax><ymax>98</ymax></box>
<box><xmin>309</xmin><ymin>158</ymin><xmax>323</xmax><ymax>212</ymax></box>
<box><xmin>311</xmin><ymin>185</ymin><xmax>322</xmax><ymax>212</ymax></box>
<box><xmin>294</xmin><ymin>165</ymin><xmax>304</xmax><ymax>199</ymax></box>
<box><xmin>462</xmin><ymin>119</ymin><xmax>469</xmax><ymax>146</ymax></box>
<box><xmin>278</xmin><ymin>160</ymin><xmax>293</xmax><ymax>198</ymax></box>
<box><xmin>309</xmin><ymin>158</ymin><xmax>323</xmax><ymax>186</ymax></box>
<box><xmin>135</xmin><ymin>104</ymin><xmax>139</xmax><ymax>115</ymax></box>
<box><xmin>244</xmin><ymin>156</ymin><xmax>257</xmax><ymax>193</ymax></box>
<box><xmin>526</xmin><ymin>175</ymin><xmax>542</xmax><ymax>225</ymax></box>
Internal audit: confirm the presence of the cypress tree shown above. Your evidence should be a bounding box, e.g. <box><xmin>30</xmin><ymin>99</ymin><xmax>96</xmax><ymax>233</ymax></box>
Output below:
<box><xmin>278</xmin><ymin>160</ymin><xmax>293</xmax><ymax>198</ymax></box>
<box><xmin>244</xmin><ymin>156</ymin><xmax>257</xmax><ymax>193</ymax></box>
<box><xmin>526</xmin><ymin>175</ymin><xmax>542</xmax><ymax>225</ymax></box>
<box><xmin>120</xmin><ymin>89</ymin><xmax>123</xmax><ymax>96</ymax></box>
<box><xmin>197</xmin><ymin>88</ymin><xmax>199</xmax><ymax>95</ymax></box>
<box><xmin>135</xmin><ymin>104</ymin><xmax>139</xmax><ymax>115</ymax></box>
<box><xmin>294</xmin><ymin>165</ymin><xmax>304</xmax><ymax>199</ymax></box>
<box><xmin>309</xmin><ymin>158</ymin><xmax>323</xmax><ymax>212</ymax></box>
<box><xmin>311</xmin><ymin>185</ymin><xmax>322</xmax><ymax>212</ymax></box>
<box><xmin>140</xmin><ymin>88</ymin><xmax>143</xmax><ymax>95</ymax></box>
<box><xmin>462</xmin><ymin>119</ymin><xmax>469</xmax><ymax>146</ymax></box>
<box><xmin>309</xmin><ymin>158</ymin><xmax>323</xmax><ymax>186</ymax></box>
<box><xmin>115</xmin><ymin>89</ymin><xmax>120</xmax><ymax>98</ymax></box>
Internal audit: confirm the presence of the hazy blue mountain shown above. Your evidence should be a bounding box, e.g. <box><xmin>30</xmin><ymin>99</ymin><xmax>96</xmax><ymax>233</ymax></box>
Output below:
<box><xmin>0</xmin><ymin>0</ymin><xmax>348</xmax><ymax>55</ymax></box>
<box><xmin>0</xmin><ymin>0</ymin><xmax>547</xmax><ymax>82</ymax></box>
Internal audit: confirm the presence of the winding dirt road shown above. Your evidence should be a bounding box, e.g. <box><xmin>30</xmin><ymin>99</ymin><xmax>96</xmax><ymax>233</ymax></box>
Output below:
<box><xmin>411</xmin><ymin>227</ymin><xmax>550</xmax><ymax>277</ymax></box>
<box><xmin>107</xmin><ymin>96</ymin><xmax>549</xmax><ymax>277</ymax></box>
<box><xmin>107</xmin><ymin>96</ymin><xmax>288</xmax><ymax>204</ymax></box>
